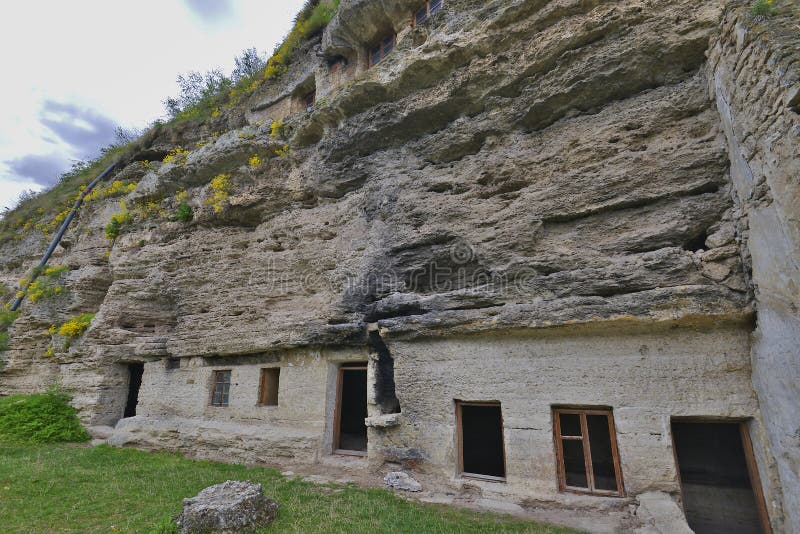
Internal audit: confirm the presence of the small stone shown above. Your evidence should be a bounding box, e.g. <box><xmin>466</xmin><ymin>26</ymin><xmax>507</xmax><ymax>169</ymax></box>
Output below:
<box><xmin>705</xmin><ymin>223</ymin><xmax>736</xmax><ymax>248</ymax></box>
<box><xmin>176</xmin><ymin>480</ymin><xmax>278</xmax><ymax>534</ymax></box>
<box><xmin>384</xmin><ymin>471</ymin><xmax>422</xmax><ymax>492</ymax></box>
<box><xmin>701</xmin><ymin>262</ymin><xmax>731</xmax><ymax>282</ymax></box>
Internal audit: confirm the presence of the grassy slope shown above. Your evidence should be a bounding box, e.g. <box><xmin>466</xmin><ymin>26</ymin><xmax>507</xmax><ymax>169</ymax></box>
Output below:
<box><xmin>0</xmin><ymin>444</ymin><xmax>579</xmax><ymax>534</ymax></box>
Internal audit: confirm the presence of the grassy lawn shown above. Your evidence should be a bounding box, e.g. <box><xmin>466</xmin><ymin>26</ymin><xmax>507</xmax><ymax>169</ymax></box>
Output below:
<box><xmin>0</xmin><ymin>444</ymin><xmax>578</xmax><ymax>534</ymax></box>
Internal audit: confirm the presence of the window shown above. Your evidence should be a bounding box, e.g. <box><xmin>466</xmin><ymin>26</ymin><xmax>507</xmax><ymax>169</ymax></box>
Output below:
<box><xmin>329</xmin><ymin>58</ymin><xmax>347</xmax><ymax>87</ymax></box>
<box><xmin>165</xmin><ymin>358</ymin><xmax>180</xmax><ymax>370</ymax></box>
<box><xmin>553</xmin><ymin>408</ymin><xmax>623</xmax><ymax>495</ymax></box>
<box><xmin>210</xmin><ymin>370</ymin><xmax>231</xmax><ymax>407</ymax></box>
<box><xmin>413</xmin><ymin>0</ymin><xmax>444</xmax><ymax>27</ymax></box>
<box><xmin>456</xmin><ymin>401</ymin><xmax>506</xmax><ymax>480</ymax></box>
<box><xmin>300</xmin><ymin>88</ymin><xmax>316</xmax><ymax>110</ymax></box>
<box><xmin>368</xmin><ymin>34</ymin><xmax>396</xmax><ymax>67</ymax></box>
<box><xmin>258</xmin><ymin>368</ymin><xmax>280</xmax><ymax>406</ymax></box>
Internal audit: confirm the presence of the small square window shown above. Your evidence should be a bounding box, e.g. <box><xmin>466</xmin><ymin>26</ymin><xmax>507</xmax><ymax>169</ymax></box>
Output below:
<box><xmin>553</xmin><ymin>408</ymin><xmax>624</xmax><ymax>496</ymax></box>
<box><xmin>165</xmin><ymin>358</ymin><xmax>180</xmax><ymax>370</ymax></box>
<box><xmin>211</xmin><ymin>370</ymin><xmax>231</xmax><ymax>407</ymax></box>
<box><xmin>259</xmin><ymin>368</ymin><xmax>280</xmax><ymax>406</ymax></box>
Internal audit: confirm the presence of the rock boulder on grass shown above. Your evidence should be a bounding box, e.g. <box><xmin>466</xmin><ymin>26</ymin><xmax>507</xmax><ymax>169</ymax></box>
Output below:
<box><xmin>176</xmin><ymin>480</ymin><xmax>278</xmax><ymax>533</ymax></box>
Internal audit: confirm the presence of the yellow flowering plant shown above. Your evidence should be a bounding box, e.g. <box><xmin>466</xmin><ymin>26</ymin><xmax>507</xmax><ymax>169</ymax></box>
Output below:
<box><xmin>206</xmin><ymin>174</ymin><xmax>233</xmax><ymax>213</ymax></box>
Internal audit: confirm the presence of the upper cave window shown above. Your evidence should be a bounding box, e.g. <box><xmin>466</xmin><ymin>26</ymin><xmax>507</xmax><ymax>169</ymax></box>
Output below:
<box><xmin>329</xmin><ymin>57</ymin><xmax>352</xmax><ymax>88</ymax></box>
<box><xmin>368</xmin><ymin>33</ymin><xmax>396</xmax><ymax>68</ymax></box>
<box><xmin>413</xmin><ymin>0</ymin><xmax>443</xmax><ymax>27</ymax></box>
<box><xmin>292</xmin><ymin>82</ymin><xmax>317</xmax><ymax>114</ymax></box>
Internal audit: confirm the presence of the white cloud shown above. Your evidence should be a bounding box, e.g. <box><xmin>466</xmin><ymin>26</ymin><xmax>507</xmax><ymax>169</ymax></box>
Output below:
<box><xmin>0</xmin><ymin>0</ymin><xmax>307</xmax><ymax>211</ymax></box>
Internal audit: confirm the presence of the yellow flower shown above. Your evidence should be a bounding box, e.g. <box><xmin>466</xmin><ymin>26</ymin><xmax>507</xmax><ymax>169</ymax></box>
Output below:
<box><xmin>58</xmin><ymin>313</ymin><xmax>95</xmax><ymax>338</ymax></box>
<box><xmin>163</xmin><ymin>147</ymin><xmax>190</xmax><ymax>165</ymax></box>
<box><xmin>270</xmin><ymin>120</ymin><xmax>284</xmax><ymax>139</ymax></box>
<box><xmin>249</xmin><ymin>155</ymin><xmax>262</xmax><ymax>167</ymax></box>
<box><xmin>205</xmin><ymin>174</ymin><xmax>233</xmax><ymax>214</ymax></box>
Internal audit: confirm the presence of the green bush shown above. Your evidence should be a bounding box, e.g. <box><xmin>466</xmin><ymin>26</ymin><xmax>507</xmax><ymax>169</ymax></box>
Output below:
<box><xmin>0</xmin><ymin>308</ymin><xmax>19</xmax><ymax>351</ymax></box>
<box><xmin>751</xmin><ymin>0</ymin><xmax>775</xmax><ymax>16</ymax></box>
<box><xmin>173</xmin><ymin>203</ymin><xmax>194</xmax><ymax>223</ymax></box>
<box><xmin>0</xmin><ymin>390</ymin><xmax>90</xmax><ymax>444</ymax></box>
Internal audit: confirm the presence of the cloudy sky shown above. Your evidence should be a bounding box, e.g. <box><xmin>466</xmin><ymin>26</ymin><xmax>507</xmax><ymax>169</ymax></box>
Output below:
<box><xmin>0</xmin><ymin>0</ymin><xmax>306</xmax><ymax>211</ymax></box>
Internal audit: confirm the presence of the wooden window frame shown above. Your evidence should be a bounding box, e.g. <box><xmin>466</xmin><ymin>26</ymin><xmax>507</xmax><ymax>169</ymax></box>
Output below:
<box><xmin>455</xmin><ymin>400</ymin><xmax>507</xmax><ymax>482</ymax></box>
<box><xmin>367</xmin><ymin>34</ymin><xmax>397</xmax><ymax>68</ymax></box>
<box><xmin>258</xmin><ymin>367</ymin><xmax>280</xmax><ymax>407</ymax></box>
<box><xmin>210</xmin><ymin>370</ymin><xmax>232</xmax><ymax>407</ymax></box>
<box><xmin>553</xmin><ymin>407</ymin><xmax>624</xmax><ymax>496</ymax></box>
<box><xmin>412</xmin><ymin>0</ymin><xmax>444</xmax><ymax>27</ymax></box>
<box><xmin>332</xmin><ymin>363</ymin><xmax>368</xmax><ymax>456</ymax></box>
<box><xmin>670</xmin><ymin>417</ymin><xmax>772</xmax><ymax>534</ymax></box>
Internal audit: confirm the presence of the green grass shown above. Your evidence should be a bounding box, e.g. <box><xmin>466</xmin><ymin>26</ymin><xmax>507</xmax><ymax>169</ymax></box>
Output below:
<box><xmin>0</xmin><ymin>444</ymin><xmax>578</xmax><ymax>534</ymax></box>
<box><xmin>0</xmin><ymin>391</ymin><xmax>90</xmax><ymax>444</ymax></box>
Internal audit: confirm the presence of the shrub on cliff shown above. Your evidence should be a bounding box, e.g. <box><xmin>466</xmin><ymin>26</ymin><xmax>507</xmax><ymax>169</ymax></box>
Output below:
<box><xmin>0</xmin><ymin>390</ymin><xmax>89</xmax><ymax>444</ymax></box>
<box><xmin>751</xmin><ymin>0</ymin><xmax>775</xmax><ymax>16</ymax></box>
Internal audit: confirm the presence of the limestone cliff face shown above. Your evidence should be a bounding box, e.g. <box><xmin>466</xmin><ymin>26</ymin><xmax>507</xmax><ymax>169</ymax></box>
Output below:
<box><xmin>0</xmin><ymin>0</ymin><xmax>754</xmax><ymax>407</ymax></box>
<box><xmin>0</xmin><ymin>0</ymin><xmax>798</xmax><ymax>529</ymax></box>
<box><xmin>1</xmin><ymin>0</ymin><xmax>749</xmax><ymax>379</ymax></box>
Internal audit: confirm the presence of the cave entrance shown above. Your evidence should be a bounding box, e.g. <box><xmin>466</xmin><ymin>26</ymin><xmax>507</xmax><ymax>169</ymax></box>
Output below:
<box><xmin>456</xmin><ymin>401</ymin><xmax>506</xmax><ymax>480</ymax></box>
<box><xmin>333</xmin><ymin>364</ymin><xmax>368</xmax><ymax>455</ymax></box>
<box><xmin>671</xmin><ymin>420</ymin><xmax>771</xmax><ymax>534</ymax></box>
<box><xmin>123</xmin><ymin>363</ymin><xmax>144</xmax><ymax>418</ymax></box>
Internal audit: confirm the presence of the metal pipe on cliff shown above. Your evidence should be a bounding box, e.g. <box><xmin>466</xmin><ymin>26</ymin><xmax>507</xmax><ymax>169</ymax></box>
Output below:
<box><xmin>10</xmin><ymin>162</ymin><xmax>118</xmax><ymax>312</ymax></box>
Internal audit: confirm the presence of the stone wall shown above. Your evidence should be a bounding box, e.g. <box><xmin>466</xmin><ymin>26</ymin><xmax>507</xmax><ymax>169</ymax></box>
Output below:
<box><xmin>708</xmin><ymin>4</ymin><xmax>800</xmax><ymax>531</ymax></box>
<box><xmin>375</xmin><ymin>326</ymin><xmax>776</xmax><ymax>503</ymax></box>
<box><xmin>109</xmin><ymin>346</ymin><xmax>368</xmax><ymax>465</ymax></box>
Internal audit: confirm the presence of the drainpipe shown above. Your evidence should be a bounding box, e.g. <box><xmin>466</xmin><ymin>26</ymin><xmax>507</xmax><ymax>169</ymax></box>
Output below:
<box><xmin>10</xmin><ymin>162</ymin><xmax>118</xmax><ymax>312</ymax></box>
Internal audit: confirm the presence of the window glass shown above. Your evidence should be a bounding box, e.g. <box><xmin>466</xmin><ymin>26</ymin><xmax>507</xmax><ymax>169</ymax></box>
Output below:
<box><xmin>382</xmin><ymin>36</ymin><xmax>394</xmax><ymax>56</ymax></box>
<box><xmin>211</xmin><ymin>370</ymin><xmax>231</xmax><ymax>407</ymax></box>
<box><xmin>588</xmin><ymin>414</ymin><xmax>618</xmax><ymax>491</ymax></box>
<box><xmin>559</xmin><ymin>413</ymin><xmax>581</xmax><ymax>436</ymax></box>
<box><xmin>416</xmin><ymin>6</ymin><xmax>428</xmax><ymax>25</ymax></box>
<box><xmin>562</xmin><ymin>439</ymin><xmax>588</xmax><ymax>488</ymax></box>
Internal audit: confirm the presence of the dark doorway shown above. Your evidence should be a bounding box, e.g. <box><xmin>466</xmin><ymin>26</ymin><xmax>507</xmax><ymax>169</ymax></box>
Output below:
<box><xmin>672</xmin><ymin>421</ymin><xmax>771</xmax><ymax>534</ymax></box>
<box><xmin>334</xmin><ymin>365</ymin><xmax>367</xmax><ymax>454</ymax></box>
<box><xmin>457</xmin><ymin>401</ymin><xmax>506</xmax><ymax>479</ymax></box>
<box><xmin>124</xmin><ymin>363</ymin><xmax>144</xmax><ymax>418</ymax></box>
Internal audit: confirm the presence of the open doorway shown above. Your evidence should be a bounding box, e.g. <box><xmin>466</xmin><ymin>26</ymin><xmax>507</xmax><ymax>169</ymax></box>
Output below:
<box><xmin>456</xmin><ymin>401</ymin><xmax>506</xmax><ymax>480</ymax></box>
<box><xmin>671</xmin><ymin>420</ymin><xmax>771</xmax><ymax>534</ymax></box>
<box><xmin>123</xmin><ymin>363</ymin><xmax>144</xmax><ymax>418</ymax></box>
<box><xmin>333</xmin><ymin>364</ymin><xmax>367</xmax><ymax>455</ymax></box>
